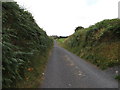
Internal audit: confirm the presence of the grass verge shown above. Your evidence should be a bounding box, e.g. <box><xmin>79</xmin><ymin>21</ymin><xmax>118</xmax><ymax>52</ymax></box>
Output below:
<box><xmin>115</xmin><ymin>75</ymin><xmax>120</xmax><ymax>81</ymax></box>
<box><xmin>16</xmin><ymin>47</ymin><xmax>53</xmax><ymax>88</ymax></box>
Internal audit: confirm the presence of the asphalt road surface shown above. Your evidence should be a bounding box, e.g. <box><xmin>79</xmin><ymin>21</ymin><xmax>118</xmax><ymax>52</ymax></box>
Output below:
<box><xmin>41</xmin><ymin>41</ymin><xmax>118</xmax><ymax>88</ymax></box>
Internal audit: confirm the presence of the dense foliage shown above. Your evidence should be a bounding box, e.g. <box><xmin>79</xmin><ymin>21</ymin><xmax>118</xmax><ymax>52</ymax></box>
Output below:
<box><xmin>64</xmin><ymin>19</ymin><xmax>120</xmax><ymax>69</ymax></box>
<box><xmin>2</xmin><ymin>2</ymin><xmax>53</xmax><ymax>88</ymax></box>
<box><xmin>75</xmin><ymin>26</ymin><xmax>84</xmax><ymax>32</ymax></box>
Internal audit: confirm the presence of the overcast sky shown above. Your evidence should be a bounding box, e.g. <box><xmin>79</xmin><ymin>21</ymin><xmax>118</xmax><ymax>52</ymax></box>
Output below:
<box><xmin>14</xmin><ymin>0</ymin><xmax>119</xmax><ymax>36</ymax></box>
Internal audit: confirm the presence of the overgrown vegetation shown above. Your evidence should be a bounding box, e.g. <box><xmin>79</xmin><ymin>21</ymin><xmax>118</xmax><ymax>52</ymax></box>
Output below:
<box><xmin>2</xmin><ymin>2</ymin><xmax>53</xmax><ymax>88</ymax></box>
<box><xmin>115</xmin><ymin>75</ymin><xmax>120</xmax><ymax>81</ymax></box>
<box><xmin>63</xmin><ymin>19</ymin><xmax>120</xmax><ymax>70</ymax></box>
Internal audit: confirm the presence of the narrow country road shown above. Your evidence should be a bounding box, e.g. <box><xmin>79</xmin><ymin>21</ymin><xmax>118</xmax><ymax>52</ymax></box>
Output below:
<box><xmin>41</xmin><ymin>41</ymin><xmax>118</xmax><ymax>88</ymax></box>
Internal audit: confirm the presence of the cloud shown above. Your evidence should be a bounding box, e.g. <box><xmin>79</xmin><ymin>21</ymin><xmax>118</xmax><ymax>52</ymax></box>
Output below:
<box><xmin>14</xmin><ymin>0</ymin><xmax>119</xmax><ymax>36</ymax></box>
<box><xmin>85</xmin><ymin>0</ymin><xmax>100</xmax><ymax>6</ymax></box>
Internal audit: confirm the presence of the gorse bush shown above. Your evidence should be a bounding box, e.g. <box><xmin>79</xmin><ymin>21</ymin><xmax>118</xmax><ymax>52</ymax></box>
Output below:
<box><xmin>2</xmin><ymin>2</ymin><xmax>53</xmax><ymax>88</ymax></box>
<box><xmin>64</xmin><ymin>19</ymin><xmax>120</xmax><ymax>69</ymax></box>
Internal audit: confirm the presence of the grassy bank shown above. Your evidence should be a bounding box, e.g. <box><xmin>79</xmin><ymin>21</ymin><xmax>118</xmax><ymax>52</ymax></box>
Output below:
<box><xmin>2</xmin><ymin>2</ymin><xmax>53</xmax><ymax>88</ymax></box>
<box><xmin>61</xmin><ymin>19</ymin><xmax>120</xmax><ymax>70</ymax></box>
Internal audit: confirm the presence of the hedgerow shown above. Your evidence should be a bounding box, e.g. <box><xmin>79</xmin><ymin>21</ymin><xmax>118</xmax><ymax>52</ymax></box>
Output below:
<box><xmin>2</xmin><ymin>2</ymin><xmax>53</xmax><ymax>88</ymax></box>
<box><xmin>64</xmin><ymin>19</ymin><xmax>120</xmax><ymax>69</ymax></box>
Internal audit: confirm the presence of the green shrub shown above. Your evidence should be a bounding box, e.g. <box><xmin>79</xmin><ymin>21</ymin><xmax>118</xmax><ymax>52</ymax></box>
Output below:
<box><xmin>2</xmin><ymin>2</ymin><xmax>53</xmax><ymax>88</ymax></box>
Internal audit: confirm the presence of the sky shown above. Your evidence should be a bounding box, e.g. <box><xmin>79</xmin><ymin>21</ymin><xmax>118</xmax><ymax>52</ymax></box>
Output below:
<box><xmin>14</xmin><ymin>0</ymin><xmax>119</xmax><ymax>36</ymax></box>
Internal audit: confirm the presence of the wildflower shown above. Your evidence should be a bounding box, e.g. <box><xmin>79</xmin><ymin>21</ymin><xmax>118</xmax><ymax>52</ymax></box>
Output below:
<box><xmin>27</xmin><ymin>68</ymin><xmax>34</xmax><ymax>71</ymax></box>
